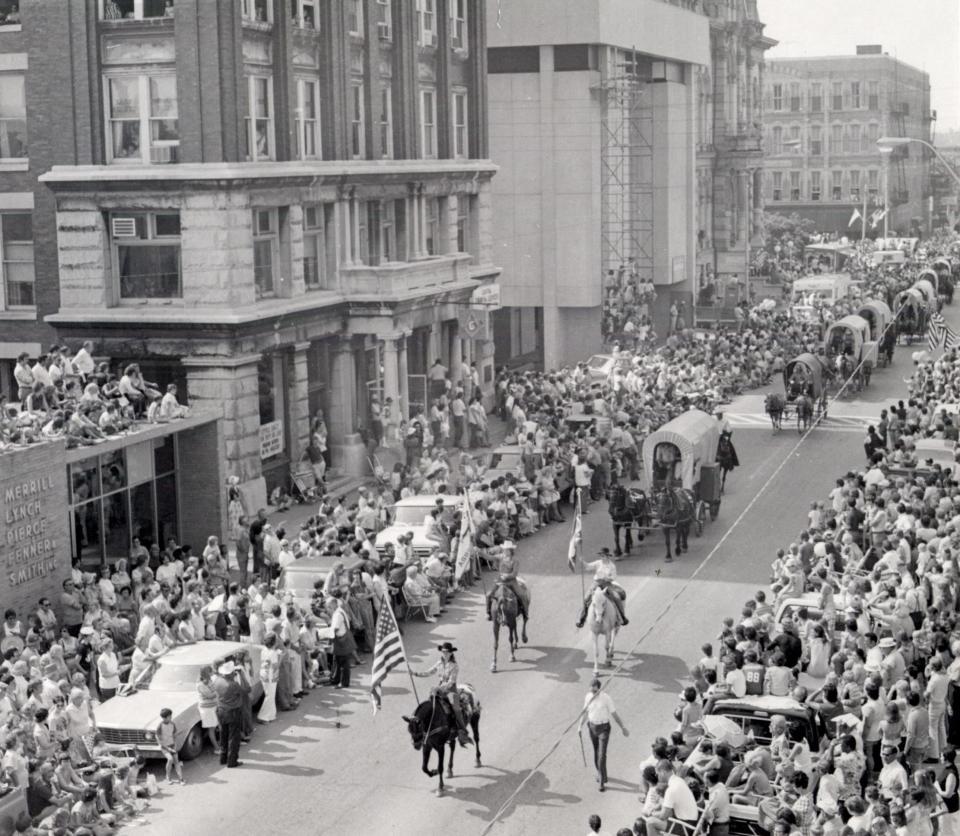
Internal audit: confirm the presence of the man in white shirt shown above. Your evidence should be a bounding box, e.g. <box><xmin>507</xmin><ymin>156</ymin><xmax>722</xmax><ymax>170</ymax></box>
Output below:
<box><xmin>577</xmin><ymin>678</ymin><xmax>628</xmax><ymax>792</ymax></box>
<box><xmin>647</xmin><ymin>760</ymin><xmax>699</xmax><ymax>833</ymax></box>
<box><xmin>877</xmin><ymin>744</ymin><xmax>908</xmax><ymax>800</ymax></box>
<box><xmin>73</xmin><ymin>340</ymin><xmax>96</xmax><ymax>380</ymax></box>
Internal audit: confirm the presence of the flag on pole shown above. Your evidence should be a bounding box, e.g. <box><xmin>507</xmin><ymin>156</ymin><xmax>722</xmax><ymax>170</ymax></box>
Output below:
<box><xmin>848</xmin><ymin>208</ymin><xmax>862</xmax><ymax>228</ymax></box>
<box><xmin>370</xmin><ymin>602</ymin><xmax>405</xmax><ymax>712</ymax></box>
<box><xmin>454</xmin><ymin>509</ymin><xmax>473</xmax><ymax>585</ymax></box>
<box><xmin>870</xmin><ymin>208</ymin><xmax>887</xmax><ymax>229</ymax></box>
<box><xmin>567</xmin><ymin>492</ymin><xmax>582</xmax><ymax>573</ymax></box>
<box><xmin>926</xmin><ymin>311</ymin><xmax>959</xmax><ymax>353</ymax></box>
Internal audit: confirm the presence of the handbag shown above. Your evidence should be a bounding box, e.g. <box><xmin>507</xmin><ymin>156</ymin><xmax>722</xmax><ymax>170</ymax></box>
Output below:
<box><xmin>332</xmin><ymin>628</ymin><xmax>356</xmax><ymax>657</ymax></box>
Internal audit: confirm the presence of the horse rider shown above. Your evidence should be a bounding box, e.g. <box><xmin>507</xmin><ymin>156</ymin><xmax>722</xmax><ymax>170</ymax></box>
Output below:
<box><xmin>575</xmin><ymin>548</ymin><xmax>629</xmax><ymax>629</ymax></box>
<box><xmin>412</xmin><ymin>642</ymin><xmax>471</xmax><ymax>747</ymax></box>
<box><xmin>485</xmin><ymin>540</ymin><xmax>529</xmax><ymax>623</ymax></box>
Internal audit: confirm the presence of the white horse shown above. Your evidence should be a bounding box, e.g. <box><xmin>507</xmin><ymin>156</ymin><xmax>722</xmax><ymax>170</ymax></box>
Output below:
<box><xmin>587</xmin><ymin>586</ymin><xmax>620</xmax><ymax>671</ymax></box>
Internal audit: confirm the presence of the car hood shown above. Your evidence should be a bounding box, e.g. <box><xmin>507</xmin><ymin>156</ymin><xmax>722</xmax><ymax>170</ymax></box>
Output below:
<box><xmin>95</xmin><ymin>689</ymin><xmax>198</xmax><ymax>731</ymax></box>
<box><xmin>377</xmin><ymin>524</ymin><xmax>438</xmax><ymax>550</ymax></box>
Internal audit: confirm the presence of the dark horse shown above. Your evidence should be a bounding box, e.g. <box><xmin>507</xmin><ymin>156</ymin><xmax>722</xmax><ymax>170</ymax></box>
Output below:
<box><xmin>716</xmin><ymin>432</ymin><xmax>739</xmax><ymax>492</ymax></box>
<box><xmin>403</xmin><ymin>687</ymin><xmax>482</xmax><ymax>795</ymax></box>
<box><xmin>606</xmin><ymin>485</ymin><xmax>650</xmax><ymax>556</ymax></box>
<box><xmin>656</xmin><ymin>488</ymin><xmax>696</xmax><ymax>562</ymax></box>
<box><xmin>490</xmin><ymin>580</ymin><xmax>530</xmax><ymax>673</ymax></box>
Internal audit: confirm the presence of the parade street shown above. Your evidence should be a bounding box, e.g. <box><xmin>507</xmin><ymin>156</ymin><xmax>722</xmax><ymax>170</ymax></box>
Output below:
<box><xmin>142</xmin><ymin>324</ymin><xmax>930</xmax><ymax>836</ymax></box>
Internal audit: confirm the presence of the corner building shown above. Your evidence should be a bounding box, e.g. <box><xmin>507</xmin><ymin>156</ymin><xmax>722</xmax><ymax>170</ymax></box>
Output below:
<box><xmin>35</xmin><ymin>0</ymin><xmax>500</xmax><ymax>505</ymax></box>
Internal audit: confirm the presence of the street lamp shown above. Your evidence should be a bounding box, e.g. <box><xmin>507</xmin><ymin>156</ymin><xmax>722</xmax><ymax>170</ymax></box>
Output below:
<box><xmin>876</xmin><ymin>136</ymin><xmax>960</xmax><ymax>237</ymax></box>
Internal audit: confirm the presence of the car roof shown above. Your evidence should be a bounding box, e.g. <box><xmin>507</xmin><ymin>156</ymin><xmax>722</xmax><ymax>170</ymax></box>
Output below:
<box><xmin>281</xmin><ymin>556</ymin><xmax>338</xmax><ymax>573</ymax></box>
<box><xmin>154</xmin><ymin>641</ymin><xmax>253</xmax><ymax>666</ymax></box>
<box><xmin>711</xmin><ymin>695</ymin><xmax>809</xmax><ymax>715</ymax></box>
<box><xmin>392</xmin><ymin>494</ymin><xmax>461</xmax><ymax>507</ymax></box>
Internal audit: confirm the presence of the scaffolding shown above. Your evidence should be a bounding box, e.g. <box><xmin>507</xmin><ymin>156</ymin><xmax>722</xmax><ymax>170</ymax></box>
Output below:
<box><xmin>597</xmin><ymin>49</ymin><xmax>654</xmax><ymax>289</ymax></box>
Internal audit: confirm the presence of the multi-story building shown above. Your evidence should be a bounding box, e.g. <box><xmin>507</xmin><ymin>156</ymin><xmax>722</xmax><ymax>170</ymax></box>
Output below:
<box><xmin>694</xmin><ymin>0</ymin><xmax>776</xmax><ymax>299</ymax></box>
<box><xmin>10</xmin><ymin>0</ymin><xmax>499</xmax><ymax>516</ymax></box>
<box><xmin>763</xmin><ymin>46</ymin><xmax>932</xmax><ymax>236</ymax></box>
<box><xmin>931</xmin><ymin>144</ymin><xmax>960</xmax><ymax>231</ymax></box>
<box><xmin>486</xmin><ymin>0</ymin><xmax>710</xmax><ymax>369</ymax></box>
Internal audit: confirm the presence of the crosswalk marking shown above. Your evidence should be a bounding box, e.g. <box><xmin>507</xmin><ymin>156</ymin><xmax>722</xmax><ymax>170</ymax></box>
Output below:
<box><xmin>725</xmin><ymin>413</ymin><xmax>873</xmax><ymax>432</ymax></box>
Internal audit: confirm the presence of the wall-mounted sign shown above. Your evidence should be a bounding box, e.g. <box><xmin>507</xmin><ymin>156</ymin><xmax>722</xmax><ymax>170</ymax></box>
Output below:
<box><xmin>470</xmin><ymin>283</ymin><xmax>501</xmax><ymax>310</ymax></box>
<box><xmin>259</xmin><ymin>421</ymin><xmax>284</xmax><ymax>459</ymax></box>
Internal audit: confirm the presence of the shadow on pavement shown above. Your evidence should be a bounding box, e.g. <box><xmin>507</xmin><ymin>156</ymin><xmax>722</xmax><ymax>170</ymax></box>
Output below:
<box><xmin>616</xmin><ymin>651</ymin><xmax>692</xmax><ymax>693</ymax></box>
<box><xmin>448</xmin><ymin>765</ymin><xmax>582</xmax><ymax>822</ymax></box>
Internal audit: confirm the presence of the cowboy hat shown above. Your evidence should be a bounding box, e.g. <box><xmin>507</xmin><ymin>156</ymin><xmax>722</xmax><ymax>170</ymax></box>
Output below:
<box><xmin>217</xmin><ymin>660</ymin><xmax>237</xmax><ymax>676</ymax></box>
<box><xmin>501</xmin><ymin>540</ymin><xmax>516</xmax><ymax>550</ymax></box>
<box><xmin>438</xmin><ymin>642</ymin><xmax>457</xmax><ymax>653</ymax></box>
<box><xmin>878</xmin><ymin>636</ymin><xmax>897</xmax><ymax>650</ymax></box>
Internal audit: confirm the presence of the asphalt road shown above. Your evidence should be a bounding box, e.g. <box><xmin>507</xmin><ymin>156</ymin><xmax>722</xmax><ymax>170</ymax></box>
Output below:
<box><xmin>142</xmin><ymin>322</ymin><xmax>942</xmax><ymax>836</ymax></box>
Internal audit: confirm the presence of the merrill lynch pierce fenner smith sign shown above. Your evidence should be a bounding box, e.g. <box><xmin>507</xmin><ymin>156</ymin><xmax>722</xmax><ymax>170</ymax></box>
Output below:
<box><xmin>1</xmin><ymin>443</ymin><xmax>70</xmax><ymax>614</ymax></box>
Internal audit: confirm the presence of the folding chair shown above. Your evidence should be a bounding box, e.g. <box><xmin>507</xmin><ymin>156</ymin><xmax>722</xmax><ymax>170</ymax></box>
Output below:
<box><xmin>402</xmin><ymin>586</ymin><xmax>431</xmax><ymax>622</ymax></box>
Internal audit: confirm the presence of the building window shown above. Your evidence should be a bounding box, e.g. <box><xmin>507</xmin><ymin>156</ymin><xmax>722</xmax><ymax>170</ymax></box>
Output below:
<box><xmin>789</xmin><ymin>82</ymin><xmax>801</xmax><ymax>112</ymax></box>
<box><xmin>347</xmin><ymin>0</ymin><xmax>362</xmax><ymax>35</ymax></box>
<box><xmin>100</xmin><ymin>0</ymin><xmax>174</xmax><ymax>20</ymax></box>
<box><xmin>810</xmin><ymin>125</ymin><xmax>822</xmax><ymax>156</ymax></box>
<box><xmin>378</xmin><ymin>200</ymin><xmax>396</xmax><ymax>264</ymax></box>
<box><xmin>112</xmin><ymin>212</ymin><xmax>181</xmax><ymax>299</ymax></box>
<box><xmin>810</xmin><ymin>171</ymin><xmax>821</xmax><ymax>202</ymax></box>
<box><xmin>295</xmin><ymin>79</ymin><xmax>320</xmax><ymax>159</ymax></box>
<box><xmin>0</xmin><ymin>212</ymin><xmax>32</xmax><ymax>309</ymax></box>
<box><xmin>789</xmin><ymin>124</ymin><xmax>801</xmax><ymax>152</ymax></box>
<box><xmin>290</xmin><ymin>0</ymin><xmax>316</xmax><ymax>29</ymax></box>
<box><xmin>456</xmin><ymin>196</ymin><xmax>472</xmax><ymax>253</ymax></box>
<box><xmin>420</xmin><ymin>87</ymin><xmax>437</xmax><ymax>159</ymax></box>
<box><xmin>375</xmin><ymin>84</ymin><xmax>393</xmax><ymax>159</ymax></box>
<box><xmin>106</xmin><ymin>75</ymin><xmax>178</xmax><ymax>164</ymax></box>
<box><xmin>771</xmin><ymin>171</ymin><xmax>782</xmax><ymax>202</ymax></box>
<box><xmin>0</xmin><ymin>73</ymin><xmax>26</xmax><ymax>161</ymax></box>
<box><xmin>810</xmin><ymin>83</ymin><xmax>822</xmax><ymax>113</ymax></box>
<box><xmin>0</xmin><ymin>2</ymin><xmax>20</xmax><ymax>27</ymax></box>
<box><xmin>867</xmin><ymin>122</ymin><xmax>879</xmax><ymax>145</ymax></box>
<box><xmin>789</xmin><ymin>171</ymin><xmax>800</xmax><ymax>201</ymax></box>
<box><xmin>449</xmin><ymin>0</ymin><xmax>466</xmax><ymax>49</ymax></box>
<box><xmin>867</xmin><ymin>169</ymin><xmax>879</xmax><ymax>199</ymax></box>
<box><xmin>253</xmin><ymin>209</ymin><xmax>277</xmax><ymax>298</ymax></box>
<box><xmin>868</xmin><ymin>80</ymin><xmax>879</xmax><ymax>110</ymax></box>
<box><xmin>425</xmin><ymin>197</ymin><xmax>440</xmax><ymax>254</ymax></box>
<box><xmin>829</xmin><ymin>124</ymin><xmax>842</xmax><ymax>154</ymax></box>
<box><xmin>831</xmin><ymin>170</ymin><xmax>842</xmax><ymax>201</ymax></box>
<box><xmin>303</xmin><ymin>204</ymin><xmax>332</xmax><ymax>290</ymax></box>
<box><xmin>850</xmin><ymin>170</ymin><xmax>861</xmax><ymax>201</ymax></box>
<box><xmin>350</xmin><ymin>82</ymin><xmax>365</xmax><ymax>159</ymax></box>
<box><xmin>769</xmin><ymin>125</ymin><xmax>782</xmax><ymax>155</ymax></box>
<box><xmin>244</xmin><ymin>75</ymin><xmax>274</xmax><ymax>161</ymax></box>
<box><xmin>851</xmin><ymin>81</ymin><xmax>861</xmax><ymax>109</ymax></box>
<box><xmin>452</xmin><ymin>90</ymin><xmax>468</xmax><ymax>158</ymax></box>
<box><xmin>771</xmin><ymin>83</ymin><xmax>782</xmax><ymax>112</ymax></box>
<box><xmin>240</xmin><ymin>0</ymin><xmax>271</xmax><ymax>22</ymax></box>
<box><xmin>831</xmin><ymin>82</ymin><xmax>842</xmax><ymax>111</ymax></box>
<box><xmin>375</xmin><ymin>0</ymin><xmax>391</xmax><ymax>39</ymax></box>
<box><xmin>417</xmin><ymin>0</ymin><xmax>435</xmax><ymax>45</ymax></box>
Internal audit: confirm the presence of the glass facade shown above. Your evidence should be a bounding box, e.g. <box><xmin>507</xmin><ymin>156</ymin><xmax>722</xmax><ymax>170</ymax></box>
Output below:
<box><xmin>69</xmin><ymin>436</ymin><xmax>178</xmax><ymax>567</ymax></box>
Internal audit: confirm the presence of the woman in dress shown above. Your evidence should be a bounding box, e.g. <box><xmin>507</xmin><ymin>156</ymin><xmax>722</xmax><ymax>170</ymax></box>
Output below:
<box><xmin>196</xmin><ymin>665</ymin><xmax>219</xmax><ymax>753</ymax></box>
<box><xmin>257</xmin><ymin>634</ymin><xmax>281</xmax><ymax>724</ymax></box>
<box><xmin>807</xmin><ymin>623</ymin><xmax>831</xmax><ymax>679</ymax></box>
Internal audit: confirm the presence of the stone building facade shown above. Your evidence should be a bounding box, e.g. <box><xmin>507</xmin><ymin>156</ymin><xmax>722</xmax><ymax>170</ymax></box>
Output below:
<box><xmin>27</xmin><ymin>0</ymin><xmax>499</xmax><ymax>506</ymax></box>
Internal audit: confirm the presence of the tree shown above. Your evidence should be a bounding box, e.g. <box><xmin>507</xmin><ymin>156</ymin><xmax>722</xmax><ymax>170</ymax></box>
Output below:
<box><xmin>760</xmin><ymin>211</ymin><xmax>817</xmax><ymax>255</ymax></box>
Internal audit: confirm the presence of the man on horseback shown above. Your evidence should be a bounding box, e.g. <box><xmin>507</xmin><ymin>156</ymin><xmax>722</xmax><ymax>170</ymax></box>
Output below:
<box><xmin>413</xmin><ymin>642</ymin><xmax>471</xmax><ymax>747</ymax></box>
<box><xmin>575</xmin><ymin>548</ymin><xmax>629</xmax><ymax>628</ymax></box>
<box><xmin>485</xmin><ymin>540</ymin><xmax>529</xmax><ymax>623</ymax></box>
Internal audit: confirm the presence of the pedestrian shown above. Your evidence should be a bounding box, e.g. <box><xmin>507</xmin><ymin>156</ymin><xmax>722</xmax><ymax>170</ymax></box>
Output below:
<box><xmin>328</xmin><ymin>592</ymin><xmax>354</xmax><ymax>689</ymax></box>
<box><xmin>196</xmin><ymin>666</ymin><xmax>220</xmax><ymax>755</ymax></box>
<box><xmin>157</xmin><ymin>708</ymin><xmax>184</xmax><ymax>785</ymax></box>
<box><xmin>585</xmin><ymin>813</ymin><xmax>611</xmax><ymax>836</ymax></box>
<box><xmin>248</xmin><ymin>508</ymin><xmax>267</xmax><ymax>585</ymax></box>
<box><xmin>212</xmin><ymin>660</ymin><xmax>249</xmax><ymax>768</ymax></box>
<box><xmin>577</xmin><ymin>677</ymin><xmax>628</xmax><ymax>792</ymax></box>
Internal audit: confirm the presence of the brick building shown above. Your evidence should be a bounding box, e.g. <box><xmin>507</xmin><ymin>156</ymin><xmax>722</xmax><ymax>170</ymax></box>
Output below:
<box><xmin>763</xmin><ymin>46</ymin><xmax>933</xmax><ymax>237</ymax></box>
<box><xmin>12</xmin><ymin>0</ymin><xmax>499</xmax><ymax>509</ymax></box>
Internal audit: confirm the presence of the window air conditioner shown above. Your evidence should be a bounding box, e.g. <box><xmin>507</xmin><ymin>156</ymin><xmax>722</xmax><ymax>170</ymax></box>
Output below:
<box><xmin>111</xmin><ymin>217</ymin><xmax>137</xmax><ymax>238</ymax></box>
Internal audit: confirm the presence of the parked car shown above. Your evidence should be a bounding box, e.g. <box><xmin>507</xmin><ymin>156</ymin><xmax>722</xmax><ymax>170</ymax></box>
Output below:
<box><xmin>376</xmin><ymin>494</ymin><xmax>464</xmax><ymax>559</ymax></box>
<box><xmin>277</xmin><ymin>555</ymin><xmax>352</xmax><ymax>612</ymax></box>
<box><xmin>701</xmin><ymin>694</ymin><xmax>822</xmax><ymax>752</ymax></box>
<box><xmin>585</xmin><ymin>354</ymin><xmax>629</xmax><ymax>381</ymax></box>
<box><xmin>95</xmin><ymin>641</ymin><xmax>263</xmax><ymax>760</ymax></box>
<box><xmin>483</xmin><ymin>446</ymin><xmax>573</xmax><ymax>494</ymax></box>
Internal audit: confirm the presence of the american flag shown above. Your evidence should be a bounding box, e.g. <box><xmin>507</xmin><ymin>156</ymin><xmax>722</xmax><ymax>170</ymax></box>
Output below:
<box><xmin>567</xmin><ymin>490</ymin><xmax>582</xmax><ymax>573</ymax></box>
<box><xmin>370</xmin><ymin>600</ymin><xmax>405</xmax><ymax>711</ymax></box>
<box><xmin>927</xmin><ymin>311</ymin><xmax>960</xmax><ymax>353</ymax></box>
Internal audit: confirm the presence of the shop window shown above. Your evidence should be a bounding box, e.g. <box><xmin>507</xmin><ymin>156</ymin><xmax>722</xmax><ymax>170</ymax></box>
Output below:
<box><xmin>303</xmin><ymin>204</ymin><xmax>333</xmax><ymax>290</ymax></box>
<box><xmin>155</xmin><ymin>472</ymin><xmax>178</xmax><ymax>546</ymax></box>
<box><xmin>0</xmin><ymin>212</ymin><xmax>34</xmax><ymax>309</ymax></box>
<box><xmin>419</xmin><ymin>87</ymin><xmax>437</xmax><ymax>158</ymax></box>
<box><xmin>101</xmin><ymin>0</ymin><xmax>173</xmax><ymax>20</ymax></box>
<box><xmin>378</xmin><ymin>85</ymin><xmax>393</xmax><ymax>159</ymax></box>
<box><xmin>241</xmin><ymin>0</ymin><xmax>272</xmax><ymax>23</ymax></box>
<box><xmin>112</xmin><ymin>211</ymin><xmax>181</xmax><ymax>299</ymax></box>
<box><xmin>449</xmin><ymin>0</ymin><xmax>466</xmax><ymax>49</ymax></box>
<box><xmin>102</xmin><ymin>492</ymin><xmax>130</xmax><ymax>561</ymax></box>
<box><xmin>253</xmin><ymin>209</ymin><xmax>278</xmax><ymax>298</ymax></box>
<box><xmin>130</xmin><ymin>482</ymin><xmax>156</xmax><ymax>548</ymax></box>
<box><xmin>350</xmin><ymin>82</ymin><xmax>365</xmax><ymax>159</ymax></box>
<box><xmin>416</xmin><ymin>0</ymin><xmax>435</xmax><ymax>45</ymax></box>
<box><xmin>106</xmin><ymin>75</ymin><xmax>179</xmax><ymax>164</ymax></box>
<box><xmin>452</xmin><ymin>90</ymin><xmax>468</xmax><ymax>158</ymax></box>
<box><xmin>0</xmin><ymin>2</ymin><xmax>20</xmax><ymax>27</ymax></box>
<box><xmin>0</xmin><ymin>73</ymin><xmax>26</xmax><ymax>161</ymax></box>
<box><xmin>295</xmin><ymin>78</ymin><xmax>320</xmax><ymax>160</ymax></box>
<box><xmin>290</xmin><ymin>0</ymin><xmax>316</xmax><ymax>29</ymax></box>
<box><xmin>101</xmin><ymin>449</ymin><xmax>128</xmax><ymax>492</ymax></box>
<box><xmin>154</xmin><ymin>433</ymin><xmax>175</xmax><ymax>474</ymax></box>
<box><xmin>71</xmin><ymin>459</ymin><xmax>101</xmax><ymax>503</ymax></box>
<box><xmin>243</xmin><ymin>75</ymin><xmax>274</xmax><ymax>161</ymax></box>
<box><xmin>73</xmin><ymin>501</ymin><xmax>103</xmax><ymax>565</ymax></box>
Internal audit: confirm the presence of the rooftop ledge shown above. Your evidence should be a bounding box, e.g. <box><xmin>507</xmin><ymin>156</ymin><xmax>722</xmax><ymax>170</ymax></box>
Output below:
<box><xmin>39</xmin><ymin>159</ymin><xmax>499</xmax><ymax>186</ymax></box>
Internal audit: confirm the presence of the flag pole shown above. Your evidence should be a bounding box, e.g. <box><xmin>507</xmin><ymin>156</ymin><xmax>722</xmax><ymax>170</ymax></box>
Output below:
<box><xmin>577</xmin><ymin>489</ymin><xmax>586</xmax><ymax>600</ymax></box>
<box><xmin>375</xmin><ymin>593</ymin><xmax>420</xmax><ymax>705</ymax></box>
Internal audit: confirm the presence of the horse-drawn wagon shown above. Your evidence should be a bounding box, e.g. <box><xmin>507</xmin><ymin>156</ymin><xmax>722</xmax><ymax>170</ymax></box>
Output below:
<box><xmin>932</xmin><ymin>258</ymin><xmax>955</xmax><ymax>304</ymax></box>
<box><xmin>857</xmin><ymin>300</ymin><xmax>895</xmax><ymax>367</ymax></box>
<box><xmin>823</xmin><ymin>314</ymin><xmax>875</xmax><ymax>392</ymax></box>
<box><xmin>896</xmin><ymin>287</ymin><xmax>929</xmax><ymax>344</ymax></box>
<box><xmin>765</xmin><ymin>353</ymin><xmax>828</xmax><ymax>432</ymax></box>
<box><xmin>607</xmin><ymin>410</ymin><xmax>722</xmax><ymax>561</ymax></box>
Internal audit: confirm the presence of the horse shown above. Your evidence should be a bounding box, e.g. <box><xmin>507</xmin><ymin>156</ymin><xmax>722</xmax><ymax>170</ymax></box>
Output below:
<box><xmin>655</xmin><ymin>487</ymin><xmax>696</xmax><ymax>562</ymax></box>
<box><xmin>796</xmin><ymin>394</ymin><xmax>814</xmax><ymax>433</ymax></box>
<box><xmin>402</xmin><ymin>686</ymin><xmax>482</xmax><ymax>795</ymax></box>
<box><xmin>586</xmin><ymin>585</ymin><xmax>620</xmax><ymax>672</ymax></box>
<box><xmin>606</xmin><ymin>485</ymin><xmax>650</xmax><ymax>557</ymax></box>
<box><xmin>764</xmin><ymin>392</ymin><xmax>785</xmax><ymax>431</ymax></box>
<box><xmin>489</xmin><ymin>578</ymin><xmax>531</xmax><ymax>673</ymax></box>
<box><xmin>716</xmin><ymin>432</ymin><xmax>739</xmax><ymax>492</ymax></box>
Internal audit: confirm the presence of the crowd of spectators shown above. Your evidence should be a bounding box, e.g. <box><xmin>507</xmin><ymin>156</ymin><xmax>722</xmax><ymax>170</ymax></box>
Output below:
<box><xmin>1</xmin><ymin>341</ymin><xmax>189</xmax><ymax>453</ymax></box>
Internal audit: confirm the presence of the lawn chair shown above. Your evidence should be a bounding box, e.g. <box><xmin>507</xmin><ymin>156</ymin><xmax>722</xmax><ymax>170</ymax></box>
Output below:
<box><xmin>402</xmin><ymin>585</ymin><xmax>432</xmax><ymax>622</ymax></box>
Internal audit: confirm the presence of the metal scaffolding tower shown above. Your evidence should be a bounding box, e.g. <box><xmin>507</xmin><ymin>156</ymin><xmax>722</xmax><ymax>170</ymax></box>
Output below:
<box><xmin>597</xmin><ymin>51</ymin><xmax>654</xmax><ymax>286</ymax></box>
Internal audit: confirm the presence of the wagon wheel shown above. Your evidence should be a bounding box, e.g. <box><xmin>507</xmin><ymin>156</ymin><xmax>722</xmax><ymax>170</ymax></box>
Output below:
<box><xmin>710</xmin><ymin>500</ymin><xmax>720</xmax><ymax>521</ymax></box>
<box><xmin>694</xmin><ymin>502</ymin><xmax>706</xmax><ymax>536</ymax></box>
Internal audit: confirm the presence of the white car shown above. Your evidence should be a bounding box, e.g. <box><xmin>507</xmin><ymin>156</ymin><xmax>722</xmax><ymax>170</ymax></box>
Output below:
<box><xmin>376</xmin><ymin>494</ymin><xmax>463</xmax><ymax>559</ymax></box>
<box><xmin>95</xmin><ymin>641</ymin><xmax>263</xmax><ymax>760</ymax></box>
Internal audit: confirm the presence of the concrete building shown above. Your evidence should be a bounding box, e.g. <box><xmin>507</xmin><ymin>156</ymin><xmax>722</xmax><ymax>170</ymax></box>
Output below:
<box><xmin>931</xmin><ymin>145</ymin><xmax>960</xmax><ymax>231</ymax></box>
<box><xmin>18</xmin><ymin>0</ymin><xmax>499</xmax><ymax>513</ymax></box>
<box><xmin>694</xmin><ymin>0</ymin><xmax>776</xmax><ymax>300</ymax></box>
<box><xmin>763</xmin><ymin>46</ymin><xmax>932</xmax><ymax>237</ymax></box>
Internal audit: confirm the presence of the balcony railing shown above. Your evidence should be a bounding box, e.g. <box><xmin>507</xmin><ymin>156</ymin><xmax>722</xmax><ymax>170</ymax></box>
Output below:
<box><xmin>340</xmin><ymin>252</ymin><xmax>474</xmax><ymax>298</ymax></box>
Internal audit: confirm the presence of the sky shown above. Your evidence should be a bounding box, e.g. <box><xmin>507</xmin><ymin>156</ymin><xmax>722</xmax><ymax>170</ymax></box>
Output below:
<box><xmin>758</xmin><ymin>0</ymin><xmax>960</xmax><ymax>133</ymax></box>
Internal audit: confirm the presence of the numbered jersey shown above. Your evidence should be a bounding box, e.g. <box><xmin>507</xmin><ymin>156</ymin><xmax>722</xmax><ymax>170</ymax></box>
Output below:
<box><xmin>743</xmin><ymin>663</ymin><xmax>765</xmax><ymax>696</ymax></box>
